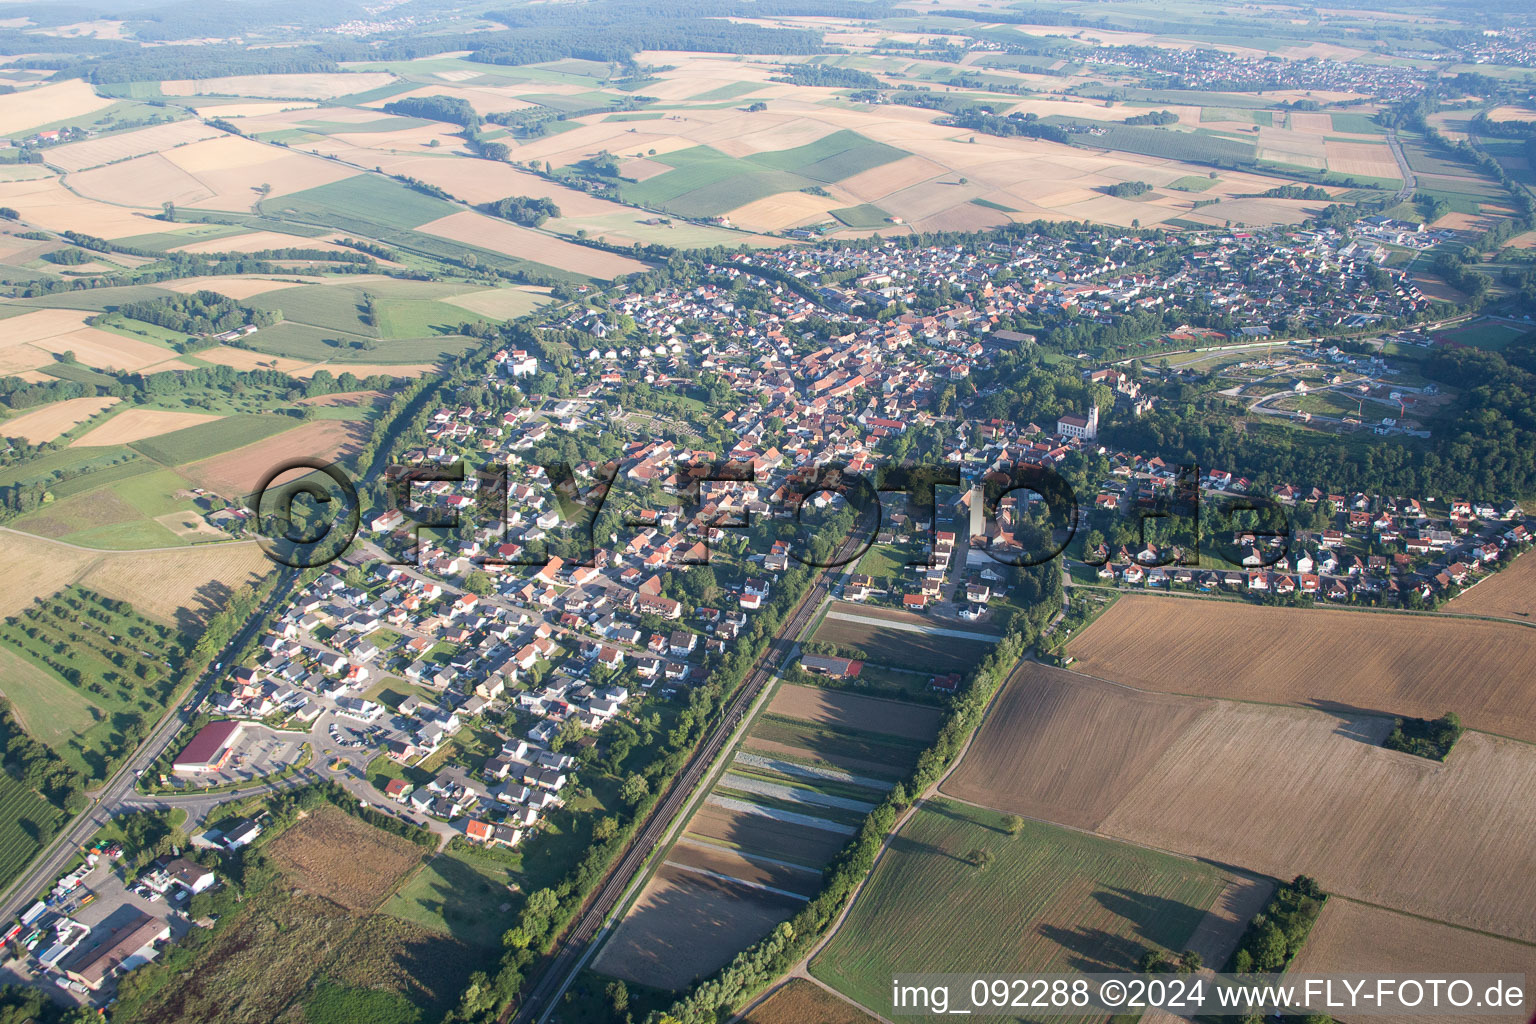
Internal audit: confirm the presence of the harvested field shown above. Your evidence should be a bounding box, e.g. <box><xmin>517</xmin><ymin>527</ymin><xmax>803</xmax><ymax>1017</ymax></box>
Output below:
<box><xmin>78</xmin><ymin>542</ymin><xmax>272</xmax><ymax>628</ymax></box>
<box><xmin>417</xmin><ymin>211</ymin><xmax>649</xmax><ymax>279</ymax></box>
<box><xmin>160</xmin><ymin>275</ymin><xmax>305</xmax><ymax>299</ymax></box>
<box><xmin>941</xmin><ymin>662</ymin><xmax>1209</xmax><ymax>830</ymax></box>
<box><xmin>177</xmin><ymin>418</ymin><xmax>367</xmax><ymax>497</ymax></box>
<box><xmin>193</xmin><ymin>346</ymin><xmax>315</xmax><ymax>373</ymax></box>
<box><xmin>766</xmin><ymin>683</ymin><xmax>940</xmax><ymax>742</ymax></box>
<box><xmin>45</xmin><ymin>120</ymin><xmax>222</xmax><ymax>172</ymax></box>
<box><xmin>1325</xmin><ymin>139</ymin><xmax>1400</xmax><ymax>179</ymax></box>
<box><xmin>71</xmin><ymin>408</ymin><xmax>221</xmax><ymax>447</ymax></box>
<box><xmin>266</xmin><ymin>805</ymin><xmax>423</xmax><ymax>912</ymax></box>
<box><xmin>162</xmin><ymin>72</ymin><xmax>397</xmax><ymax>100</ymax></box>
<box><xmin>169</xmin><ymin>230</ymin><xmax>352</xmax><ymax>256</ymax></box>
<box><xmin>0</xmin><ymin>80</ymin><xmax>112</xmax><ymax>135</ymax></box>
<box><xmin>1098</xmin><ymin>703</ymin><xmax>1536</xmax><ymax>943</ymax></box>
<box><xmin>1443</xmin><ymin>552</ymin><xmax>1536</xmax><ymax>620</ymax></box>
<box><xmin>0</xmin><ymin>175</ymin><xmax>167</xmax><ymax>237</ymax></box>
<box><xmin>0</xmin><ymin>529</ymin><xmax>99</xmax><ymax>617</ymax></box>
<box><xmin>687</xmin><ymin>802</ymin><xmax>851</xmax><ymax>866</ymax></box>
<box><xmin>1289</xmin><ymin>900</ymin><xmax>1536</xmax><ymax>1024</ymax></box>
<box><xmin>812</xmin><ymin>801</ymin><xmax>1236</xmax><ymax>1021</ymax></box>
<box><xmin>2</xmin><ymin>396</ymin><xmax>118</xmax><ymax>443</ymax></box>
<box><xmin>743</xmin><ymin>979</ymin><xmax>881</xmax><ymax>1024</ymax></box>
<box><xmin>1066</xmin><ymin>596</ymin><xmax>1536</xmax><ymax>742</ymax></box>
<box><xmin>0</xmin><ymin>307</ymin><xmax>177</xmax><ymax>374</ymax></box>
<box><xmin>441</xmin><ymin>286</ymin><xmax>550</xmax><ymax>319</ymax></box>
<box><xmin>593</xmin><ymin>862</ymin><xmax>805</xmax><ymax>991</ymax></box>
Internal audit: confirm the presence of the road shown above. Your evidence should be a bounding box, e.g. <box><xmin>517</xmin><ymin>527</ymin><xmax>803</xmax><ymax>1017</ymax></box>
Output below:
<box><xmin>1386</xmin><ymin>129</ymin><xmax>1417</xmax><ymax>201</ymax></box>
<box><xmin>0</xmin><ymin>570</ymin><xmax>298</xmax><ymax>924</ymax></box>
<box><xmin>508</xmin><ymin>559</ymin><xmax>848</xmax><ymax>1024</ymax></box>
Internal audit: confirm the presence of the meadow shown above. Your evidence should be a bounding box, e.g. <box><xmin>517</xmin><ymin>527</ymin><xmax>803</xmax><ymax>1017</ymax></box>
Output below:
<box><xmin>0</xmin><ymin>585</ymin><xmax>182</xmax><ymax>780</ymax></box>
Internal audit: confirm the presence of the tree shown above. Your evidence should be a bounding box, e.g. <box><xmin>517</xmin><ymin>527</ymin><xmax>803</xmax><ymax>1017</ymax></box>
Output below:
<box><xmin>966</xmin><ymin>846</ymin><xmax>994</xmax><ymax>869</ymax></box>
<box><xmin>463</xmin><ymin>570</ymin><xmax>493</xmax><ymax>596</ymax></box>
<box><xmin>607</xmin><ymin>980</ymin><xmax>630</xmax><ymax>1016</ymax></box>
<box><xmin>1002</xmin><ymin>814</ymin><xmax>1024</xmax><ymax>835</ymax></box>
<box><xmin>620</xmin><ymin>772</ymin><xmax>649</xmax><ymax>805</ymax></box>
<box><xmin>162</xmin><ymin>200</ymin><xmax>175</xmax><ymax>221</ymax></box>
<box><xmin>593</xmin><ymin>816</ymin><xmax>619</xmax><ymax>841</ymax></box>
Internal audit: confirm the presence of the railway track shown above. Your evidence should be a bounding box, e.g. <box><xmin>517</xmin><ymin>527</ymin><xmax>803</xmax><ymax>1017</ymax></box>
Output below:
<box><xmin>508</xmin><ymin>564</ymin><xmax>840</xmax><ymax>1024</ymax></box>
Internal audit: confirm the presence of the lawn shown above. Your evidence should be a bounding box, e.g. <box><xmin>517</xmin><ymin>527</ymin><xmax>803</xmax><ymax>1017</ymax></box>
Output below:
<box><xmin>811</xmin><ymin>800</ymin><xmax>1231</xmax><ymax>1022</ymax></box>
<box><xmin>853</xmin><ymin>542</ymin><xmax>907</xmax><ymax>580</ymax></box>
<box><xmin>1437</xmin><ymin>320</ymin><xmax>1529</xmax><ymax>351</ymax></box>
<box><xmin>130</xmin><ymin>413</ymin><xmax>297</xmax><ymax>466</ymax></box>
<box><xmin>383</xmin><ymin>847</ymin><xmax>521</xmax><ymax>948</ymax></box>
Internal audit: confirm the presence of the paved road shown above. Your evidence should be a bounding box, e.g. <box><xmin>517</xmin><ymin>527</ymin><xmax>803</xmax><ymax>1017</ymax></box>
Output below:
<box><xmin>508</xmin><ymin>561</ymin><xmax>848</xmax><ymax>1024</ymax></box>
<box><xmin>0</xmin><ymin>570</ymin><xmax>298</xmax><ymax>923</ymax></box>
<box><xmin>1386</xmin><ymin>129</ymin><xmax>1417</xmax><ymax>201</ymax></box>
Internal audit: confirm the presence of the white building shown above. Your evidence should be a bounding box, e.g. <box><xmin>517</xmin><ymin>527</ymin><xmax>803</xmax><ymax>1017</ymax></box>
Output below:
<box><xmin>1056</xmin><ymin>405</ymin><xmax>1099</xmax><ymax>440</ymax></box>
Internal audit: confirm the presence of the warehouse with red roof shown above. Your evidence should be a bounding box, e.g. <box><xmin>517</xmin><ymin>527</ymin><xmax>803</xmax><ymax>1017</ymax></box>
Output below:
<box><xmin>172</xmin><ymin>720</ymin><xmax>244</xmax><ymax>775</ymax></box>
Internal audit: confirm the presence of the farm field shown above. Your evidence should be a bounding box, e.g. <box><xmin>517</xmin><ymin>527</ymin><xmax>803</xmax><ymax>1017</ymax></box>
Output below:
<box><xmin>940</xmin><ymin>662</ymin><xmax>1207</xmax><ymax>830</ymax></box>
<box><xmin>130</xmin><ymin>413</ymin><xmax>300</xmax><ymax>466</ymax></box>
<box><xmin>71</xmin><ymin>408</ymin><xmax>224</xmax><ymax>447</ymax></box>
<box><xmin>0</xmin><ymin>774</ymin><xmax>66</xmax><ymax>895</ymax></box>
<box><xmin>0</xmin><ymin>395</ymin><xmax>120</xmax><ymax>443</ymax></box>
<box><xmin>1065</xmin><ymin>596</ymin><xmax>1536</xmax><ymax>743</ymax></box>
<box><xmin>1443</xmin><ymin>551</ymin><xmax>1536</xmax><ymax>620</ymax></box>
<box><xmin>1288</xmin><ymin>900</ymin><xmax>1536</xmax><ymax>1022</ymax></box>
<box><xmin>174</xmin><ymin>418</ymin><xmax>368</xmax><ymax>498</ymax></box>
<box><xmin>743</xmin><ymin>979</ymin><xmax>882</xmax><ymax>1024</ymax></box>
<box><xmin>765</xmin><ymin>682</ymin><xmax>941</xmax><ymax>742</ymax></box>
<box><xmin>812</xmin><ymin>604</ymin><xmax>997</xmax><ymax>673</ymax></box>
<box><xmin>811</xmin><ymin>801</ymin><xmax>1243</xmax><ymax>1023</ymax></box>
<box><xmin>0</xmin><ymin>528</ymin><xmax>269</xmax><ymax>627</ymax></box>
<box><xmin>1094</xmin><ymin>702</ymin><xmax>1536</xmax><ymax>944</ymax></box>
<box><xmin>594</xmin><ymin>680</ymin><xmax>938</xmax><ymax>992</ymax></box>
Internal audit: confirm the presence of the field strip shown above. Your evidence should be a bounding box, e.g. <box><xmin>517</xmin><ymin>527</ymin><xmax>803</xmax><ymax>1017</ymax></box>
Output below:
<box><xmin>721</xmin><ymin>772</ymin><xmax>879</xmax><ymax>813</ymax></box>
<box><xmin>707</xmin><ymin>795</ymin><xmax>859</xmax><ymax>834</ymax></box>
<box><xmin>661</xmin><ymin>860</ymin><xmax>813</xmax><ymax>902</ymax></box>
<box><xmin>822</xmin><ymin>609</ymin><xmax>1001</xmax><ymax>642</ymax></box>
<box><xmin>733</xmin><ymin>751</ymin><xmax>893</xmax><ymax>791</ymax></box>
<box><xmin>673</xmin><ymin>836</ymin><xmax>826</xmax><ymax>876</ymax></box>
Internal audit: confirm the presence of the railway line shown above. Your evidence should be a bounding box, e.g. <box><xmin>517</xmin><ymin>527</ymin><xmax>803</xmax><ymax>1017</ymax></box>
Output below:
<box><xmin>509</xmin><ymin>553</ymin><xmax>848</xmax><ymax>1024</ymax></box>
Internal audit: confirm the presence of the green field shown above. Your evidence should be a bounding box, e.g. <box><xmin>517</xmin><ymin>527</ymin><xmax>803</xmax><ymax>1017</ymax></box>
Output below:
<box><xmin>1400</xmin><ymin>138</ymin><xmax>1476</xmax><ymax>179</ymax></box>
<box><xmin>1201</xmin><ymin>107</ymin><xmax>1272</xmax><ymax>126</ymax></box>
<box><xmin>0</xmin><ymin>774</ymin><xmax>65</xmax><ymax>893</ymax></box>
<box><xmin>969</xmin><ymin>197</ymin><xmax>1021</xmax><ymax>212</ymax></box>
<box><xmin>130</xmin><ymin>414</ymin><xmax>298</xmax><ymax>466</ymax></box>
<box><xmin>831</xmin><ymin>204</ymin><xmax>894</xmax><ymax>228</ymax></box>
<box><xmin>623</xmin><ymin>130</ymin><xmax>907</xmax><ymax>218</ymax></box>
<box><xmin>1329</xmin><ymin>113</ymin><xmax>1386</xmax><ymax>135</ymax></box>
<box><xmin>263</xmin><ymin>175</ymin><xmax>459</xmax><ymax>233</ymax></box>
<box><xmin>1166</xmin><ymin>175</ymin><xmax>1219</xmax><ymax>192</ymax></box>
<box><xmin>1063</xmin><ymin>123</ymin><xmax>1257</xmax><ymax>165</ymax></box>
<box><xmin>812</xmin><ymin>801</ymin><xmax>1232</xmax><ymax>1023</ymax></box>
<box><xmin>691</xmin><ymin>81</ymin><xmax>763</xmax><ymax>102</ymax></box>
<box><xmin>373</xmin><ymin>298</ymin><xmax>474</xmax><ymax>340</ymax></box>
<box><xmin>383</xmin><ymin>847</ymin><xmax>521</xmax><ymax>948</ymax></box>
<box><xmin>0</xmin><ymin>587</ymin><xmax>182</xmax><ymax>780</ymax></box>
<box><xmin>1436</xmin><ymin>320</ymin><xmax>1530</xmax><ymax>351</ymax></box>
